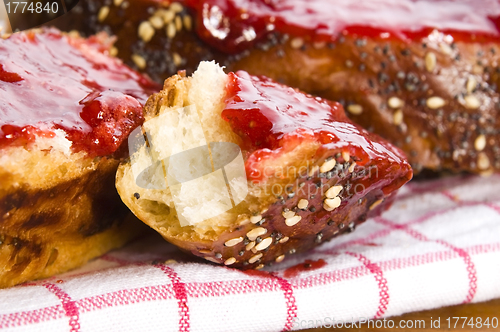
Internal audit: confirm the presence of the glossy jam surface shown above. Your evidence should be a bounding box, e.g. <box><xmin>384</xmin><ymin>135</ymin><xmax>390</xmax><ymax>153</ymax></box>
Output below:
<box><xmin>283</xmin><ymin>259</ymin><xmax>327</xmax><ymax>278</ymax></box>
<box><xmin>222</xmin><ymin>71</ymin><xmax>411</xmax><ymax>185</ymax></box>
<box><xmin>0</xmin><ymin>29</ymin><xmax>160</xmax><ymax>156</ymax></box>
<box><xmin>186</xmin><ymin>0</ymin><xmax>500</xmax><ymax>53</ymax></box>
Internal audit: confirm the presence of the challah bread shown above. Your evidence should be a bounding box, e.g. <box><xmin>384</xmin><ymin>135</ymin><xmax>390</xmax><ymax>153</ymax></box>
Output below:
<box><xmin>116</xmin><ymin>62</ymin><xmax>412</xmax><ymax>269</ymax></box>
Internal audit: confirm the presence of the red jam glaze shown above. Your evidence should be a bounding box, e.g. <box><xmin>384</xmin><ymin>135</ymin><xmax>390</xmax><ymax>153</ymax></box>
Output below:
<box><xmin>283</xmin><ymin>259</ymin><xmax>327</xmax><ymax>278</ymax></box>
<box><xmin>185</xmin><ymin>0</ymin><xmax>500</xmax><ymax>53</ymax></box>
<box><xmin>222</xmin><ymin>71</ymin><xmax>412</xmax><ymax>191</ymax></box>
<box><xmin>0</xmin><ymin>29</ymin><xmax>160</xmax><ymax>156</ymax></box>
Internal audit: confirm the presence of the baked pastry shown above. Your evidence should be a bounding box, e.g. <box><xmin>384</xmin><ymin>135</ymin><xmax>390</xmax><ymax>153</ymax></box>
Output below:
<box><xmin>116</xmin><ymin>62</ymin><xmax>412</xmax><ymax>268</ymax></box>
<box><xmin>0</xmin><ymin>28</ymin><xmax>159</xmax><ymax>288</ymax></box>
<box><xmin>48</xmin><ymin>0</ymin><xmax>500</xmax><ymax>175</ymax></box>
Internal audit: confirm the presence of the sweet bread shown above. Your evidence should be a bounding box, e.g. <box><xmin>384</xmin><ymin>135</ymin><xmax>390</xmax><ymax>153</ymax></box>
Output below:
<box><xmin>48</xmin><ymin>0</ymin><xmax>500</xmax><ymax>175</ymax></box>
<box><xmin>0</xmin><ymin>28</ymin><xmax>158</xmax><ymax>288</ymax></box>
<box><xmin>115</xmin><ymin>62</ymin><xmax>412</xmax><ymax>268</ymax></box>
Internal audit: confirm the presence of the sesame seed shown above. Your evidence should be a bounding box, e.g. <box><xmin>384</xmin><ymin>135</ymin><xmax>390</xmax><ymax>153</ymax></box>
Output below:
<box><xmin>478</xmin><ymin>152</ymin><xmax>490</xmax><ymax>170</ymax></box>
<box><xmin>246</xmin><ymin>241</ymin><xmax>255</xmax><ymax>251</ymax></box>
<box><xmin>325</xmin><ymin>185</ymin><xmax>342</xmax><ymax>198</ymax></box>
<box><xmin>175</xmin><ymin>15</ymin><xmax>182</xmax><ymax>31</ymax></box>
<box><xmin>279</xmin><ymin>236</ymin><xmax>289</xmax><ymax>244</ymax></box>
<box><xmin>113</xmin><ymin>0</ymin><xmax>123</xmax><ymax>6</ymax></box>
<box><xmin>466</xmin><ymin>77</ymin><xmax>477</xmax><ymax>93</ymax></box>
<box><xmin>464</xmin><ymin>95</ymin><xmax>480</xmax><ymax>110</ymax></box>
<box><xmin>131</xmin><ymin>54</ymin><xmax>146</xmax><ymax>69</ymax></box>
<box><xmin>290</xmin><ymin>37</ymin><xmax>304</xmax><ymax>49</ymax></box>
<box><xmin>255</xmin><ymin>237</ymin><xmax>273</xmax><ymax>251</ymax></box>
<box><xmin>250</xmin><ymin>214</ymin><xmax>263</xmax><ymax>224</ymax></box>
<box><xmin>183</xmin><ymin>15</ymin><xmax>192</xmax><ymax>30</ymax></box>
<box><xmin>425</xmin><ymin>52</ymin><xmax>436</xmax><ymax>72</ymax></box>
<box><xmin>426</xmin><ymin>96</ymin><xmax>446</xmax><ymax>109</ymax></box>
<box><xmin>348</xmin><ymin>162</ymin><xmax>356</xmax><ymax>173</ymax></box>
<box><xmin>215</xmin><ymin>253</ymin><xmax>222</xmax><ymax>259</ymax></box>
<box><xmin>170</xmin><ymin>2</ymin><xmax>183</xmax><ymax>13</ymax></box>
<box><xmin>320</xmin><ymin>158</ymin><xmax>336</xmax><ymax>173</ymax></box>
<box><xmin>133</xmin><ymin>192</ymin><xmax>140</xmax><ymax>199</ymax></box>
<box><xmin>224</xmin><ymin>257</ymin><xmax>236</xmax><ymax>265</ymax></box>
<box><xmin>248</xmin><ymin>253</ymin><xmax>263</xmax><ymax>264</ymax></box>
<box><xmin>256</xmin><ymin>264</ymin><xmax>265</xmax><ymax>269</ymax></box>
<box><xmin>285</xmin><ymin>215</ymin><xmax>302</xmax><ymax>227</ymax></box>
<box><xmin>308</xmin><ymin>165</ymin><xmax>319</xmax><ymax>177</ymax></box>
<box><xmin>149</xmin><ymin>15</ymin><xmax>164</xmax><ymax>29</ymax></box>
<box><xmin>166</xmin><ymin>22</ymin><xmax>176</xmax><ymax>38</ymax></box>
<box><xmin>205</xmin><ymin>257</ymin><xmax>220</xmax><ymax>263</ymax></box>
<box><xmin>324</xmin><ymin>196</ymin><xmax>341</xmax><ymax>211</ymax></box>
<box><xmin>342</xmin><ymin>151</ymin><xmax>350</xmax><ymax>162</ymax></box>
<box><xmin>393</xmin><ymin>109</ymin><xmax>404</xmax><ymax>125</ymax></box>
<box><xmin>138</xmin><ymin>21</ymin><xmax>155</xmax><ymax>42</ymax></box>
<box><xmin>282</xmin><ymin>210</ymin><xmax>295</xmax><ymax>219</ymax></box>
<box><xmin>388</xmin><ymin>97</ymin><xmax>404</xmax><ymax>109</ymax></box>
<box><xmin>297</xmin><ymin>199</ymin><xmax>308</xmax><ymax>209</ymax></box>
<box><xmin>347</xmin><ymin>104</ymin><xmax>363</xmax><ymax>115</ymax></box>
<box><xmin>163</xmin><ymin>10</ymin><xmax>175</xmax><ymax>23</ymax></box>
<box><xmin>97</xmin><ymin>6</ymin><xmax>110</xmax><ymax>22</ymax></box>
<box><xmin>225</xmin><ymin>237</ymin><xmax>244</xmax><ymax>247</ymax></box>
<box><xmin>109</xmin><ymin>46</ymin><xmax>118</xmax><ymax>57</ymax></box>
<box><xmin>474</xmin><ymin>135</ymin><xmax>486</xmax><ymax>151</ymax></box>
<box><xmin>247</xmin><ymin>227</ymin><xmax>267</xmax><ymax>241</ymax></box>
<box><xmin>369</xmin><ymin>199</ymin><xmax>384</xmax><ymax>210</ymax></box>
<box><xmin>68</xmin><ymin>30</ymin><xmax>80</xmax><ymax>38</ymax></box>
<box><xmin>275</xmin><ymin>255</ymin><xmax>285</xmax><ymax>263</ymax></box>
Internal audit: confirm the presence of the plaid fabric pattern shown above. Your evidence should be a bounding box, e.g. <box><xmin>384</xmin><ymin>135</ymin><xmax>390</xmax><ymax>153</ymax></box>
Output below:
<box><xmin>1</xmin><ymin>174</ymin><xmax>500</xmax><ymax>331</ymax></box>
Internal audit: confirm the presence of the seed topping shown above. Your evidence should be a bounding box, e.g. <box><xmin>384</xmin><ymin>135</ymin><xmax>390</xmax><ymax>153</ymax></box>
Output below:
<box><xmin>225</xmin><ymin>237</ymin><xmax>243</xmax><ymax>247</ymax></box>
<box><xmin>247</xmin><ymin>227</ymin><xmax>267</xmax><ymax>241</ymax></box>
<box><xmin>255</xmin><ymin>237</ymin><xmax>273</xmax><ymax>251</ymax></box>
<box><xmin>285</xmin><ymin>215</ymin><xmax>302</xmax><ymax>227</ymax></box>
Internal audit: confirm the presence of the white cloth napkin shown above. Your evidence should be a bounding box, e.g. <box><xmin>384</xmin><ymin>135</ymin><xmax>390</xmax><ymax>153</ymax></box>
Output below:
<box><xmin>1</xmin><ymin>174</ymin><xmax>499</xmax><ymax>331</ymax></box>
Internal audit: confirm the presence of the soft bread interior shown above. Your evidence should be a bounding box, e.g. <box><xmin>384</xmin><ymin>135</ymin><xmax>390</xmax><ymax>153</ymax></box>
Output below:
<box><xmin>0</xmin><ymin>130</ymin><xmax>98</xmax><ymax>193</ymax></box>
<box><xmin>116</xmin><ymin>62</ymin><xmax>320</xmax><ymax>242</ymax></box>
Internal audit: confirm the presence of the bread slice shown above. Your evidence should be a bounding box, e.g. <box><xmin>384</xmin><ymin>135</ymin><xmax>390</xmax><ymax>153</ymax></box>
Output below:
<box><xmin>0</xmin><ymin>28</ymin><xmax>158</xmax><ymax>288</ymax></box>
<box><xmin>116</xmin><ymin>62</ymin><xmax>412</xmax><ymax>268</ymax></box>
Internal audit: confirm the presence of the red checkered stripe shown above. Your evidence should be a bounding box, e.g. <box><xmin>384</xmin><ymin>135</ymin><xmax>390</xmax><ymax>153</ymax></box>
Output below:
<box><xmin>0</xmin><ymin>176</ymin><xmax>499</xmax><ymax>330</ymax></box>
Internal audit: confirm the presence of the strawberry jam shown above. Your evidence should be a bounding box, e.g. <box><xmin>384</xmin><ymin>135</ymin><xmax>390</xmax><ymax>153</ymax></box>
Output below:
<box><xmin>186</xmin><ymin>0</ymin><xmax>500</xmax><ymax>53</ymax></box>
<box><xmin>222</xmin><ymin>71</ymin><xmax>412</xmax><ymax>189</ymax></box>
<box><xmin>0</xmin><ymin>29</ymin><xmax>160</xmax><ymax>156</ymax></box>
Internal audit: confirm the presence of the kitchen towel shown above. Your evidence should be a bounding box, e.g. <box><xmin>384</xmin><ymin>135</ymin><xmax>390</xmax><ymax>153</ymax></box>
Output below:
<box><xmin>1</xmin><ymin>173</ymin><xmax>499</xmax><ymax>331</ymax></box>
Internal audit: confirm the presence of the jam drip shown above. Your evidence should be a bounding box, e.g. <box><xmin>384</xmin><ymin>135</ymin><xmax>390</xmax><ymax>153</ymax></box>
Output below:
<box><xmin>186</xmin><ymin>0</ymin><xmax>500</xmax><ymax>53</ymax></box>
<box><xmin>0</xmin><ymin>29</ymin><xmax>159</xmax><ymax>156</ymax></box>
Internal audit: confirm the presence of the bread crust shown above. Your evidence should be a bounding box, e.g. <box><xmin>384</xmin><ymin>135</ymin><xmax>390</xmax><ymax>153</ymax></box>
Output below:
<box><xmin>48</xmin><ymin>0</ymin><xmax>500</xmax><ymax>175</ymax></box>
<box><xmin>0</xmin><ymin>148</ymin><xmax>147</xmax><ymax>288</ymax></box>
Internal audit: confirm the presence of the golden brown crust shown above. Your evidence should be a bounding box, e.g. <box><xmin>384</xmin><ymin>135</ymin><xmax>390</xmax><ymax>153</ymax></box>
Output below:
<box><xmin>116</xmin><ymin>64</ymin><xmax>412</xmax><ymax>269</ymax></box>
<box><xmin>0</xmin><ymin>149</ymin><xmax>147</xmax><ymax>288</ymax></box>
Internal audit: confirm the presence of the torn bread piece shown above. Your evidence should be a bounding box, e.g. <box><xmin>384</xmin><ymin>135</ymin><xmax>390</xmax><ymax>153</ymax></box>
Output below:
<box><xmin>116</xmin><ymin>61</ymin><xmax>412</xmax><ymax>269</ymax></box>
